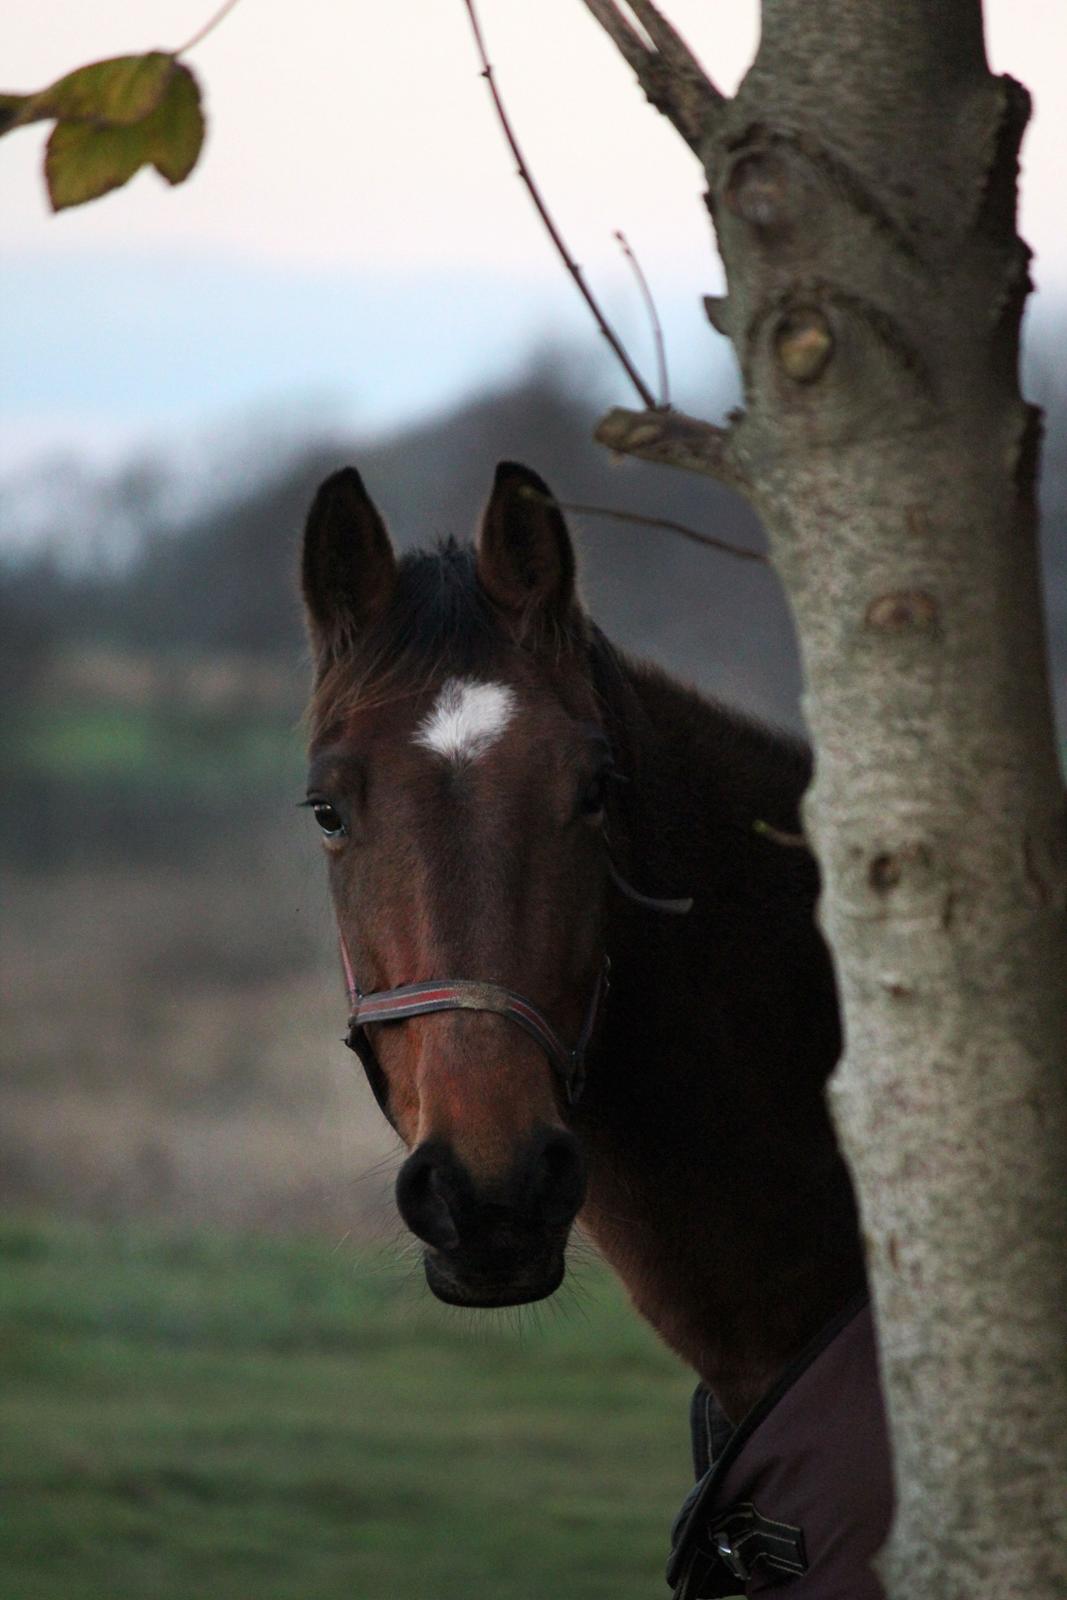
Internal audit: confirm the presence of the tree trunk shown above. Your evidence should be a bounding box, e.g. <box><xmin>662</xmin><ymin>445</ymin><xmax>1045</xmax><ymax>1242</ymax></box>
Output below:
<box><xmin>583</xmin><ymin>2</ymin><xmax>1067</xmax><ymax>1594</ymax></box>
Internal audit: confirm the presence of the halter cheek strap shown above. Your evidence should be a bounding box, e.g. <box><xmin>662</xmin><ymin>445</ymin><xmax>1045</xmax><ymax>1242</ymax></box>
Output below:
<box><xmin>339</xmin><ymin>933</ymin><xmax>609</xmax><ymax>1108</ymax></box>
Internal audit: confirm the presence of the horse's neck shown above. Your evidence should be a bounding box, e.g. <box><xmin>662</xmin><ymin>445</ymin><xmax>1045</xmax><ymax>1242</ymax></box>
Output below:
<box><xmin>580</xmin><ymin>655</ymin><xmax>866</xmax><ymax>1421</ymax></box>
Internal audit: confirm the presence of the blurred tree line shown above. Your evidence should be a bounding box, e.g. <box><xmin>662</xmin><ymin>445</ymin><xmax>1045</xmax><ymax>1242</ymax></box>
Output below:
<box><xmin>2</xmin><ymin>357</ymin><xmax>1064</xmax><ymax>871</ymax></box>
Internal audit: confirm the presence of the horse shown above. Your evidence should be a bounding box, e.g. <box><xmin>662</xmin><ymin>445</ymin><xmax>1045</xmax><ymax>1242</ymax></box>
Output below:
<box><xmin>300</xmin><ymin>461</ymin><xmax>891</xmax><ymax>1598</ymax></box>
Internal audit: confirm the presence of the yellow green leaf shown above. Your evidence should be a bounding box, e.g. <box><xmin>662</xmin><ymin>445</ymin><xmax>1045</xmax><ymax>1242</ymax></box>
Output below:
<box><xmin>46</xmin><ymin>120</ymin><xmax>151</xmax><ymax>210</ymax></box>
<box><xmin>45</xmin><ymin>63</ymin><xmax>204</xmax><ymax>212</ymax></box>
<box><xmin>42</xmin><ymin>53</ymin><xmax>176</xmax><ymax>125</ymax></box>
<box><xmin>0</xmin><ymin>53</ymin><xmax>175</xmax><ymax>137</ymax></box>
<box><xmin>146</xmin><ymin>63</ymin><xmax>204</xmax><ymax>185</ymax></box>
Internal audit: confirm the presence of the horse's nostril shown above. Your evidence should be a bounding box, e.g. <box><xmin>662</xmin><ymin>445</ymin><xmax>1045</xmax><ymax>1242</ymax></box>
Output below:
<box><xmin>530</xmin><ymin>1128</ymin><xmax>586</xmax><ymax>1224</ymax></box>
<box><xmin>396</xmin><ymin>1144</ymin><xmax>461</xmax><ymax>1251</ymax></box>
<box><xmin>397</xmin><ymin>1132</ymin><xmax>584</xmax><ymax>1255</ymax></box>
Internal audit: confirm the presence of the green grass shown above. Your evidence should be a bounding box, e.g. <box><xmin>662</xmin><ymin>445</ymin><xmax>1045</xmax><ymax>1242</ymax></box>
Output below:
<box><xmin>8</xmin><ymin>706</ymin><xmax>299</xmax><ymax>795</ymax></box>
<box><xmin>0</xmin><ymin>1217</ymin><xmax>695</xmax><ymax>1600</ymax></box>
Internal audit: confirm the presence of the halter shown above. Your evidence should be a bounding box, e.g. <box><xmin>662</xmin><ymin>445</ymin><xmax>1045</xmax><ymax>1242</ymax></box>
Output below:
<box><xmin>337</xmin><ymin>864</ymin><xmax>689</xmax><ymax>1115</ymax></box>
<box><xmin>340</xmin><ymin>934</ymin><xmax>609</xmax><ymax>1107</ymax></box>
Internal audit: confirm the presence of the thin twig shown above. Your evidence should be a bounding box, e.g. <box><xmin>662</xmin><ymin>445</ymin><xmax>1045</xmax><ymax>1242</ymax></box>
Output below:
<box><xmin>461</xmin><ymin>0</ymin><xmax>658</xmax><ymax>411</ymax></box>
<box><xmin>581</xmin><ymin>0</ymin><xmax>725</xmax><ymax>153</ymax></box>
<box><xmin>554</xmin><ymin>498</ymin><xmax>767</xmax><ymax>565</ymax></box>
<box><xmin>176</xmin><ymin>0</ymin><xmax>244</xmax><ymax>55</ymax></box>
<box><xmin>614</xmin><ymin>230</ymin><xmax>669</xmax><ymax>406</ymax></box>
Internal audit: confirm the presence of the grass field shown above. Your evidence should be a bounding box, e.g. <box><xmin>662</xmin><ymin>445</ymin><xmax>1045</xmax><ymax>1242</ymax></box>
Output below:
<box><xmin>0</xmin><ymin>1216</ymin><xmax>697</xmax><ymax>1600</ymax></box>
<box><xmin>10</xmin><ymin>704</ymin><xmax>299</xmax><ymax>795</ymax></box>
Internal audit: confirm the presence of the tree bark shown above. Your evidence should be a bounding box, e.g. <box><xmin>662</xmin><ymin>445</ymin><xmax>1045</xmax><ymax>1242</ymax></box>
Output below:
<box><xmin>583</xmin><ymin>2</ymin><xmax>1067</xmax><ymax>1594</ymax></box>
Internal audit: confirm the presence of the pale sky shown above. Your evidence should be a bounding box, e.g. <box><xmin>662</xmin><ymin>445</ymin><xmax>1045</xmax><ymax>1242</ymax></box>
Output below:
<box><xmin>2</xmin><ymin>1</ymin><xmax>1065</xmax><ymax>475</ymax></box>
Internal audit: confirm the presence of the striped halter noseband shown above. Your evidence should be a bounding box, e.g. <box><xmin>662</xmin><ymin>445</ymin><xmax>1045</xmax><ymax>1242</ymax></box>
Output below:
<box><xmin>340</xmin><ymin>934</ymin><xmax>609</xmax><ymax>1108</ymax></box>
<box><xmin>338</xmin><ymin>864</ymin><xmax>691</xmax><ymax>1113</ymax></box>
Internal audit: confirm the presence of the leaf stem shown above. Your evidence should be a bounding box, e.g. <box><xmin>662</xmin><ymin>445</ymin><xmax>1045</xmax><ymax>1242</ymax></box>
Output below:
<box><xmin>176</xmin><ymin>0</ymin><xmax>244</xmax><ymax>56</ymax></box>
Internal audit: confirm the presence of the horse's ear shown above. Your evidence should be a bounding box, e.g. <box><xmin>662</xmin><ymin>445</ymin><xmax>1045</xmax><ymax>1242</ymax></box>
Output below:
<box><xmin>476</xmin><ymin>461</ymin><xmax>576</xmax><ymax>620</ymax></box>
<box><xmin>302</xmin><ymin>467</ymin><xmax>397</xmax><ymax>666</ymax></box>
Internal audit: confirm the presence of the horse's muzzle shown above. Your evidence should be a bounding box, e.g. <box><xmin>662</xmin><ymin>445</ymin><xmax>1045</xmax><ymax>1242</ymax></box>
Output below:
<box><xmin>423</xmin><ymin>1247</ymin><xmax>567</xmax><ymax>1308</ymax></box>
<box><xmin>395</xmin><ymin>1129</ymin><xmax>585</xmax><ymax>1306</ymax></box>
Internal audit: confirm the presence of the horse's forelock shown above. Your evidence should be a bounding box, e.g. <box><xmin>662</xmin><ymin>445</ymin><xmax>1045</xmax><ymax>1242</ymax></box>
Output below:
<box><xmin>307</xmin><ymin>540</ymin><xmax>584</xmax><ymax>742</ymax></box>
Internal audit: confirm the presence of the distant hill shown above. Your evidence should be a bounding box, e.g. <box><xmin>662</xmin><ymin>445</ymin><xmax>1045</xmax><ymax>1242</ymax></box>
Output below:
<box><xmin>3</xmin><ymin>359</ymin><xmax>1065</xmax><ymax>745</ymax></box>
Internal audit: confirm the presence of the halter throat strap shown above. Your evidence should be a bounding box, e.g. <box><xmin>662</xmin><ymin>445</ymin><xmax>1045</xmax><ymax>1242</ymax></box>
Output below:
<box><xmin>340</xmin><ymin>935</ymin><xmax>608</xmax><ymax>1107</ymax></box>
<box><xmin>607</xmin><ymin>860</ymin><xmax>693</xmax><ymax>915</ymax></box>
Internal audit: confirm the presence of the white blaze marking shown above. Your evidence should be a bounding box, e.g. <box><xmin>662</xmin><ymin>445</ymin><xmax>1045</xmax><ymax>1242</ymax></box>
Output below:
<box><xmin>414</xmin><ymin>677</ymin><xmax>517</xmax><ymax>763</ymax></box>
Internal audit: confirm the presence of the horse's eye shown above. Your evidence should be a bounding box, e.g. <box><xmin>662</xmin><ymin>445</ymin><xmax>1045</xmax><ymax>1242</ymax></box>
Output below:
<box><xmin>580</xmin><ymin>769</ymin><xmax>610</xmax><ymax>818</ymax></box>
<box><xmin>311</xmin><ymin>801</ymin><xmax>346</xmax><ymax>838</ymax></box>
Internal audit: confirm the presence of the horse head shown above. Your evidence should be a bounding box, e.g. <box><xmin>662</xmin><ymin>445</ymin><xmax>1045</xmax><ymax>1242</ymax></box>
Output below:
<box><xmin>302</xmin><ymin>461</ymin><xmax>616</xmax><ymax>1307</ymax></box>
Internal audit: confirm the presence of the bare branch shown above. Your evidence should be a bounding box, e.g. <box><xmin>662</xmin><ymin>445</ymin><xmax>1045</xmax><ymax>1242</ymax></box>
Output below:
<box><xmin>582</xmin><ymin>0</ymin><xmax>725</xmax><ymax>154</ymax></box>
<box><xmin>624</xmin><ymin>0</ymin><xmax>709</xmax><ymax>70</ymax></box>
<box><xmin>614</xmin><ymin>230</ymin><xmax>669</xmax><ymax>405</ymax></box>
<box><xmin>462</xmin><ymin>0</ymin><xmax>658</xmax><ymax>410</ymax></box>
<box><xmin>554</xmin><ymin>497</ymin><xmax>767</xmax><ymax>565</ymax></box>
<box><xmin>582</xmin><ymin>0</ymin><xmax>652</xmax><ymax>78</ymax></box>
<box><xmin>594</xmin><ymin>405</ymin><xmax>748</xmax><ymax>493</ymax></box>
<box><xmin>625</xmin><ymin>0</ymin><xmax>726</xmax><ymax>123</ymax></box>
